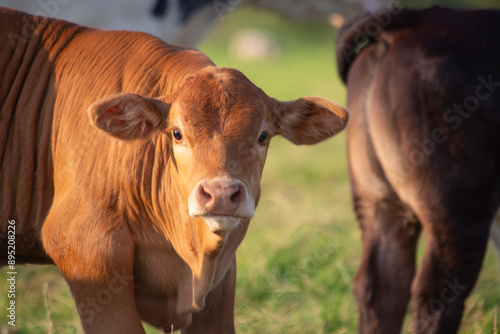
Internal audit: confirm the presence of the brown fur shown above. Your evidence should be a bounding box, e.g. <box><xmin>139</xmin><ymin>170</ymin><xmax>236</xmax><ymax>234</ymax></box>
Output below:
<box><xmin>0</xmin><ymin>8</ymin><xmax>348</xmax><ymax>333</ymax></box>
<box><xmin>337</xmin><ymin>7</ymin><xmax>500</xmax><ymax>334</ymax></box>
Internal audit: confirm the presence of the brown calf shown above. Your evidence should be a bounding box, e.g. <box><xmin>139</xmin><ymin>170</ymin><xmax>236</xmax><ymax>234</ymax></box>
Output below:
<box><xmin>0</xmin><ymin>8</ymin><xmax>349</xmax><ymax>333</ymax></box>
<box><xmin>337</xmin><ymin>7</ymin><xmax>500</xmax><ymax>334</ymax></box>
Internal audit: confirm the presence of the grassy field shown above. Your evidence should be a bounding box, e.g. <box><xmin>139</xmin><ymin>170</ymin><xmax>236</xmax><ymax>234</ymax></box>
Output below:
<box><xmin>2</xmin><ymin>2</ymin><xmax>500</xmax><ymax>333</ymax></box>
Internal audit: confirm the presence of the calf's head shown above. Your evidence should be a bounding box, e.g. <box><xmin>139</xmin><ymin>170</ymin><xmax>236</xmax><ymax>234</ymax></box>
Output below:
<box><xmin>88</xmin><ymin>67</ymin><xmax>348</xmax><ymax>234</ymax></box>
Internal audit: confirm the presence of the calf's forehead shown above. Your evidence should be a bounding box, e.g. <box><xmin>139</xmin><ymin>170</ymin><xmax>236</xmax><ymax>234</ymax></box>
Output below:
<box><xmin>171</xmin><ymin>67</ymin><xmax>273</xmax><ymax>135</ymax></box>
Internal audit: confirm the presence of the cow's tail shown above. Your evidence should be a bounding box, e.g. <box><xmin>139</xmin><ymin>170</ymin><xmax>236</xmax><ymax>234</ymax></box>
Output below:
<box><xmin>336</xmin><ymin>7</ymin><xmax>411</xmax><ymax>83</ymax></box>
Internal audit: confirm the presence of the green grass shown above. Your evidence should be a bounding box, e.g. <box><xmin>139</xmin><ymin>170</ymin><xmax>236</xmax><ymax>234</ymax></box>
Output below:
<box><xmin>2</xmin><ymin>3</ymin><xmax>500</xmax><ymax>333</ymax></box>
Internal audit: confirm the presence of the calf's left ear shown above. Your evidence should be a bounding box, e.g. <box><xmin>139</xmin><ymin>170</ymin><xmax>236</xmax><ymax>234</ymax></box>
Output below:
<box><xmin>88</xmin><ymin>93</ymin><xmax>170</xmax><ymax>140</ymax></box>
<box><xmin>274</xmin><ymin>96</ymin><xmax>349</xmax><ymax>145</ymax></box>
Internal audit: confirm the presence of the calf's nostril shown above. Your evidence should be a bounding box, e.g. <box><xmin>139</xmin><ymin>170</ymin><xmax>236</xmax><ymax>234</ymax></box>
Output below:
<box><xmin>230</xmin><ymin>186</ymin><xmax>241</xmax><ymax>203</ymax></box>
<box><xmin>198</xmin><ymin>185</ymin><xmax>213</xmax><ymax>204</ymax></box>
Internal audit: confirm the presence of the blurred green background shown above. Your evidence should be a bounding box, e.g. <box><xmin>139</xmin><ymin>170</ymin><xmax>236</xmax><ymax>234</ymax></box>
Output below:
<box><xmin>2</xmin><ymin>1</ymin><xmax>500</xmax><ymax>333</ymax></box>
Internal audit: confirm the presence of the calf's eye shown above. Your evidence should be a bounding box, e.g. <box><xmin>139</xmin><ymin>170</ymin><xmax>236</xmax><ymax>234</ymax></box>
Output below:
<box><xmin>258</xmin><ymin>132</ymin><xmax>268</xmax><ymax>144</ymax></box>
<box><xmin>173</xmin><ymin>129</ymin><xmax>183</xmax><ymax>141</ymax></box>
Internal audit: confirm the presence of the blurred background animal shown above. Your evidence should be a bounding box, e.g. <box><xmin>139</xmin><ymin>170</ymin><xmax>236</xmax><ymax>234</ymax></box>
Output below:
<box><xmin>337</xmin><ymin>7</ymin><xmax>500</xmax><ymax>333</ymax></box>
<box><xmin>2</xmin><ymin>0</ymin><xmax>391</xmax><ymax>46</ymax></box>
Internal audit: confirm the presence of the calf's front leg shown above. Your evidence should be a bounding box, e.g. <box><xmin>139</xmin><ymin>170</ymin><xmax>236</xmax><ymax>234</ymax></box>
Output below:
<box><xmin>42</xmin><ymin>208</ymin><xmax>145</xmax><ymax>333</ymax></box>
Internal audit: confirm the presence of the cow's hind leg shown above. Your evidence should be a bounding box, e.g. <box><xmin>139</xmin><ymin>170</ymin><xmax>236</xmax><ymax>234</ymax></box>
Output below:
<box><xmin>353</xmin><ymin>189</ymin><xmax>421</xmax><ymax>334</ymax></box>
<box><xmin>410</xmin><ymin>198</ymin><xmax>497</xmax><ymax>333</ymax></box>
<box><xmin>490</xmin><ymin>208</ymin><xmax>500</xmax><ymax>273</ymax></box>
<box><xmin>348</xmin><ymin>107</ymin><xmax>422</xmax><ymax>333</ymax></box>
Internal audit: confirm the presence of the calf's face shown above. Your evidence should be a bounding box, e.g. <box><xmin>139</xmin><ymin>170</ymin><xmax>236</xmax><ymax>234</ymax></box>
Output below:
<box><xmin>87</xmin><ymin>67</ymin><xmax>348</xmax><ymax>233</ymax></box>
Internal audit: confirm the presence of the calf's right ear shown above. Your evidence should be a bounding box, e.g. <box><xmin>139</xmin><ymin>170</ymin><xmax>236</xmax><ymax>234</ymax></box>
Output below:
<box><xmin>87</xmin><ymin>93</ymin><xmax>170</xmax><ymax>140</ymax></box>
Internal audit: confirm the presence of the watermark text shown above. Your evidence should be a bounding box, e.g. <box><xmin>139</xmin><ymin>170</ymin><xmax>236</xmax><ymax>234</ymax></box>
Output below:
<box><xmin>6</xmin><ymin>220</ymin><xmax>16</xmax><ymax>327</ymax></box>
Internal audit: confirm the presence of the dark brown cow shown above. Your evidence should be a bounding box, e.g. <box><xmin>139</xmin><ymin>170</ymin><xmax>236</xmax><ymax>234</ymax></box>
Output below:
<box><xmin>0</xmin><ymin>8</ymin><xmax>349</xmax><ymax>333</ymax></box>
<box><xmin>337</xmin><ymin>7</ymin><xmax>500</xmax><ymax>334</ymax></box>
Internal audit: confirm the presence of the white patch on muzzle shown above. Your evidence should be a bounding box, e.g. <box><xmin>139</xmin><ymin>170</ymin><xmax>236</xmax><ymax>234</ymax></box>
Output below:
<box><xmin>203</xmin><ymin>216</ymin><xmax>243</xmax><ymax>233</ymax></box>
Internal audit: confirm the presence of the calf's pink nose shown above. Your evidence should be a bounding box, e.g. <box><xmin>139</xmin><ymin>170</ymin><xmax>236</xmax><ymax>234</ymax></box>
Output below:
<box><xmin>197</xmin><ymin>183</ymin><xmax>243</xmax><ymax>215</ymax></box>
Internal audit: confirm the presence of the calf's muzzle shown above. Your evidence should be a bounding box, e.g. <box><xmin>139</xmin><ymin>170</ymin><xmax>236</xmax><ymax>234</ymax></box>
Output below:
<box><xmin>188</xmin><ymin>178</ymin><xmax>255</xmax><ymax>233</ymax></box>
<box><xmin>197</xmin><ymin>182</ymin><xmax>243</xmax><ymax>215</ymax></box>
